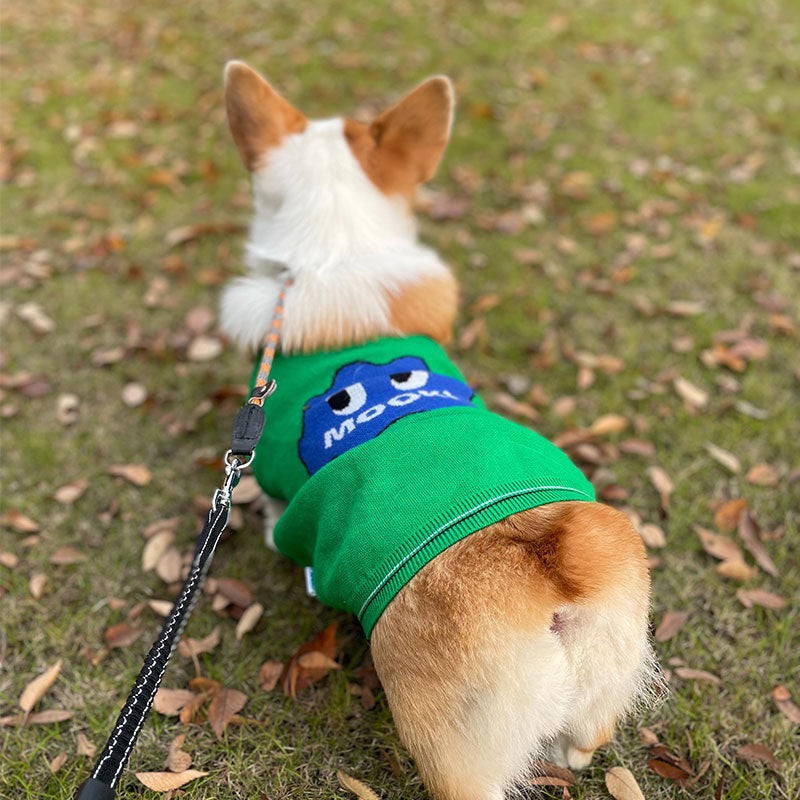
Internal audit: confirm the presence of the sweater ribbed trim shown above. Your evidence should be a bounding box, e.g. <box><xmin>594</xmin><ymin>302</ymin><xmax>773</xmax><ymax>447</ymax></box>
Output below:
<box><xmin>356</xmin><ymin>480</ymin><xmax>593</xmax><ymax>637</ymax></box>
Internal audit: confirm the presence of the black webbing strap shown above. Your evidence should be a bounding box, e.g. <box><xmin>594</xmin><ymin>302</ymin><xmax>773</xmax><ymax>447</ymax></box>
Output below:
<box><xmin>76</xmin><ymin>503</ymin><xmax>231</xmax><ymax>798</ymax></box>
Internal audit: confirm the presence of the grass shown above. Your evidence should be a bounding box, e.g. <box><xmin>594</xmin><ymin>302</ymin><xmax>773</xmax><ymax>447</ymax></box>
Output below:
<box><xmin>1</xmin><ymin>0</ymin><xmax>799</xmax><ymax>798</ymax></box>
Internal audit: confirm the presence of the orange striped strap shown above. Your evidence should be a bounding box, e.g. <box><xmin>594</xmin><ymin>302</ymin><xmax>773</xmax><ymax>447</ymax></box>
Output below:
<box><xmin>248</xmin><ymin>277</ymin><xmax>293</xmax><ymax>406</ymax></box>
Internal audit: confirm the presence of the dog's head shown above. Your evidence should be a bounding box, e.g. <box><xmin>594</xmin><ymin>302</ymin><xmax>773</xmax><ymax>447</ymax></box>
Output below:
<box><xmin>224</xmin><ymin>61</ymin><xmax>453</xmax><ymax>206</ymax></box>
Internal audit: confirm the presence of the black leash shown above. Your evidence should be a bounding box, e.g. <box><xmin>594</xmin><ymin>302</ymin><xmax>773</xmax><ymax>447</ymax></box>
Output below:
<box><xmin>76</xmin><ymin>281</ymin><xmax>291</xmax><ymax>799</ymax></box>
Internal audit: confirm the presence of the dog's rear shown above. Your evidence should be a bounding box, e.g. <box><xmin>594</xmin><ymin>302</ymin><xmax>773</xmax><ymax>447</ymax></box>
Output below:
<box><xmin>372</xmin><ymin>501</ymin><xmax>657</xmax><ymax>799</ymax></box>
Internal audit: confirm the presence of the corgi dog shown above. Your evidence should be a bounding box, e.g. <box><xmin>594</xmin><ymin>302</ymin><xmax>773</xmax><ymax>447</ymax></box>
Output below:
<box><xmin>220</xmin><ymin>61</ymin><xmax>660</xmax><ymax>800</ymax></box>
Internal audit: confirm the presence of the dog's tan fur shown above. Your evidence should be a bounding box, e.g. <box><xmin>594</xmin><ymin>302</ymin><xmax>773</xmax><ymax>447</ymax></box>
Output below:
<box><xmin>223</xmin><ymin>63</ymin><xmax>659</xmax><ymax>799</ymax></box>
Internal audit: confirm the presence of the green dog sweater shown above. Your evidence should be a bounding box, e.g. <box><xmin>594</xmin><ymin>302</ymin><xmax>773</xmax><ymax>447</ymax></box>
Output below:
<box><xmin>250</xmin><ymin>336</ymin><xmax>595</xmax><ymax>637</ymax></box>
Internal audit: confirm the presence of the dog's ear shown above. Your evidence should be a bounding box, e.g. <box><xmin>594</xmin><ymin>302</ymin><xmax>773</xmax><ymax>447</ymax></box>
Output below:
<box><xmin>224</xmin><ymin>61</ymin><xmax>306</xmax><ymax>170</ymax></box>
<box><xmin>370</xmin><ymin>76</ymin><xmax>454</xmax><ymax>184</ymax></box>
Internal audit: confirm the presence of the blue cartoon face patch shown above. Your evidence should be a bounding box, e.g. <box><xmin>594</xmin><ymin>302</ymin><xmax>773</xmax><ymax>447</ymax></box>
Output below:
<box><xmin>299</xmin><ymin>356</ymin><xmax>476</xmax><ymax>474</ymax></box>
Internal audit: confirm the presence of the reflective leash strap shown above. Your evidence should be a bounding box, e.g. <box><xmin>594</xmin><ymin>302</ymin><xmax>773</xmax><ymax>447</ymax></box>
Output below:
<box><xmin>76</xmin><ymin>278</ymin><xmax>292</xmax><ymax>800</ymax></box>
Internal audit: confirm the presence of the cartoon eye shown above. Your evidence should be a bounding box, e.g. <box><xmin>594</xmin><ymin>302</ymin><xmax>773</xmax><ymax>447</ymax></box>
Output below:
<box><xmin>390</xmin><ymin>370</ymin><xmax>429</xmax><ymax>390</ymax></box>
<box><xmin>326</xmin><ymin>382</ymin><xmax>366</xmax><ymax>415</ymax></box>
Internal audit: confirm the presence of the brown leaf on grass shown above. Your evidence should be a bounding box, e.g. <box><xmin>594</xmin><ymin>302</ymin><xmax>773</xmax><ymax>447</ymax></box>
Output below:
<box><xmin>186</xmin><ymin>335</ymin><xmax>223</xmax><ymax>362</ymax></box>
<box><xmin>76</xmin><ymin>732</ymin><xmax>96</xmax><ymax>757</ymax></box>
<box><xmin>165</xmin><ymin>222</ymin><xmax>244</xmax><ymax>248</ymax></box>
<box><xmin>457</xmin><ymin>317</ymin><xmax>487</xmax><ymax>351</ymax></box>
<box><xmin>1</xmin><ymin>709</ymin><xmax>74</xmax><ymax>726</ymax></box>
<box><xmin>492</xmin><ymin>392</ymin><xmax>539</xmax><ymax>422</ymax></box>
<box><xmin>143</xmin><ymin>517</ymin><xmax>181</xmax><ymax>539</ymax></box>
<box><xmin>655</xmin><ymin>611</ymin><xmax>689</xmax><ymax>642</ymax></box>
<box><xmin>674</xmin><ymin>667</ymin><xmax>720</xmax><ymax>684</ymax></box>
<box><xmin>19</xmin><ymin>660</ymin><xmax>61</xmax><ymax>712</ymax></box>
<box><xmin>178</xmin><ymin>625</ymin><xmax>221</xmax><ymax>658</ymax></box>
<box><xmin>589</xmin><ymin>413</ymin><xmax>628</xmax><ymax>436</ymax></box>
<box><xmin>0</xmin><ymin>552</ymin><xmax>18</xmax><ymax>568</ymax></box>
<box><xmin>29</xmin><ymin>572</ymin><xmax>47</xmax><ymax>599</ymax></box>
<box><xmin>337</xmin><ymin>770</ymin><xmax>382</xmax><ymax>800</ymax></box>
<box><xmin>0</xmin><ymin>508</ymin><xmax>40</xmax><ymax>533</ymax></box>
<box><xmin>647</xmin><ymin>466</ymin><xmax>673</xmax><ymax>511</ymax></box>
<box><xmin>716</xmin><ymin>559</ymin><xmax>758</xmax><ymax>581</ymax></box>
<box><xmin>258</xmin><ymin>661</ymin><xmax>284</xmax><ymax>692</ymax></box>
<box><xmin>142</xmin><ymin>530</ymin><xmax>174</xmax><ymax>571</ymax></box>
<box><xmin>605</xmin><ymin>766</ymin><xmax>645</xmax><ymax>799</ymax></box>
<box><xmin>155</xmin><ymin>547</ymin><xmax>183</xmax><ymax>584</ymax></box>
<box><xmin>49</xmin><ymin>546</ymin><xmax>87</xmax><ymax>565</ymax></box>
<box><xmin>104</xmin><ymin>623</ymin><xmax>141</xmax><ymax>649</ymax></box>
<box><xmin>738</xmin><ymin>510</ymin><xmax>778</xmax><ymax>577</ymax></box>
<box><xmin>638</xmin><ymin>727</ymin><xmax>659</xmax><ymax>745</ymax></box>
<box><xmin>736</xmin><ymin>589</ymin><xmax>786</xmax><ymax>610</ymax></box>
<box><xmin>361</xmin><ymin>685</ymin><xmax>376</xmax><ymax>710</ymax></box>
<box><xmin>108</xmin><ymin>463</ymin><xmax>152</xmax><ymax>486</ymax></box>
<box><xmin>297</xmin><ymin>651</ymin><xmax>341</xmax><ymax>672</ymax></box>
<box><xmin>231</xmin><ymin>474</ymin><xmax>262</xmax><ymax>504</ymax></box>
<box><xmin>665</xmin><ymin>300</ymin><xmax>705</xmax><ymax>317</ymax></box>
<box><xmin>147</xmin><ymin>600</ymin><xmax>173</xmax><ymax>617</ymax></box>
<box><xmin>153</xmin><ymin>688</ymin><xmax>197</xmax><ymax>716</ymax></box>
<box><xmin>673</xmin><ymin>376</ymin><xmax>708</xmax><ymax>409</ymax></box>
<box><xmin>281</xmin><ymin>622</ymin><xmax>340</xmax><ymax>697</ymax></box>
<box><xmin>772</xmin><ymin>685</ymin><xmax>800</xmax><ymax>725</ymax></box>
<box><xmin>215</xmin><ymin>578</ymin><xmax>252</xmax><ymax>608</ymax></box>
<box><xmin>735</xmin><ymin>743</ymin><xmax>781</xmax><ymax>770</ymax></box>
<box><xmin>235</xmin><ymin>602</ymin><xmax>263</xmax><ymax>640</ymax></box>
<box><xmin>639</xmin><ymin>523</ymin><xmax>666</xmax><ymax>548</ymax></box>
<box><xmin>207</xmin><ymin>688</ymin><xmax>247</xmax><ymax>739</ymax></box>
<box><xmin>646</xmin><ymin>758</ymin><xmax>692</xmax><ymax>784</ymax></box>
<box><xmin>166</xmin><ymin>733</ymin><xmax>192</xmax><ymax>772</ymax></box>
<box><xmin>135</xmin><ymin>770</ymin><xmax>209</xmax><ymax>791</ymax></box>
<box><xmin>695</xmin><ymin>525</ymin><xmax>742</xmax><ymax>562</ymax></box>
<box><xmin>620</xmin><ymin>438</ymin><xmax>657</xmax><ymax>458</ymax></box>
<box><xmin>530</xmin><ymin>761</ymin><xmax>575</xmax><ymax>787</ymax></box>
<box><xmin>48</xmin><ymin>752</ymin><xmax>67</xmax><ymax>773</ymax></box>
<box><xmin>54</xmin><ymin>479</ymin><xmax>88</xmax><ymax>504</ymax></box>
<box><xmin>746</xmin><ymin>463</ymin><xmax>779</xmax><ymax>486</ymax></box>
<box><xmin>714</xmin><ymin>498</ymin><xmax>747</xmax><ymax>532</ymax></box>
<box><xmin>704</xmin><ymin>443</ymin><xmax>741</xmax><ymax>473</ymax></box>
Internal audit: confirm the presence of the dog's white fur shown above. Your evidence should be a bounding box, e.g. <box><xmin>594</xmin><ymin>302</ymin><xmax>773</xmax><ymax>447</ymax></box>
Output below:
<box><xmin>220</xmin><ymin>81</ymin><xmax>661</xmax><ymax>799</ymax></box>
<box><xmin>221</xmin><ymin>118</ymin><xmax>450</xmax><ymax>352</ymax></box>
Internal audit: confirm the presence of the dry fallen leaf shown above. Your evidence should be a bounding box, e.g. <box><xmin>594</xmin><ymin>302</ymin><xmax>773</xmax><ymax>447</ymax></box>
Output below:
<box><xmin>178</xmin><ymin>625</ymin><xmax>221</xmax><ymax>658</ymax></box>
<box><xmin>589</xmin><ymin>413</ymin><xmax>628</xmax><ymax>436</ymax></box>
<box><xmin>49</xmin><ymin>752</ymin><xmax>67</xmax><ymax>773</ymax></box>
<box><xmin>704</xmin><ymin>443</ymin><xmax>741</xmax><ymax>473</ymax></box>
<box><xmin>235</xmin><ymin>603</ymin><xmax>263</xmax><ymax>640</ymax></box>
<box><xmin>135</xmin><ymin>770</ymin><xmax>209</xmax><ymax>791</ymax></box>
<box><xmin>281</xmin><ymin>622</ymin><xmax>340</xmax><ymax>697</ymax></box>
<box><xmin>29</xmin><ymin>572</ymin><xmax>47</xmax><ymax>599</ymax></box>
<box><xmin>121</xmin><ymin>381</ymin><xmax>148</xmax><ymax>407</ymax></box>
<box><xmin>19</xmin><ymin>660</ymin><xmax>61</xmax><ymax>712</ymax></box>
<box><xmin>104</xmin><ymin>623</ymin><xmax>142</xmax><ymax>649</ymax></box>
<box><xmin>647</xmin><ymin>466</ymin><xmax>674</xmax><ymax>511</ymax></box>
<box><xmin>695</xmin><ymin>525</ymin><xmax>742</xmax><ymax>562</ymax></box>
<box><xmin>0</xmin><ymin>709</ymin><xmax>74</xmax><ymax>726</ymax></box>
<box><xmin>674</xmin><ymin>667</ymin><xmax>721</xmax><ymax>684</ymax></box>
<box><xmin>142</xmin><ymin>530</ymin><xmax>175</xmax><ymax>572</ymax></box>
<box><xmin>258</xmin><ymin>661</ymin><xmax>283</xmax><ymax>692</ymax></box>
<box><xmin>153</xmin><ymin>688</ymin><xmax>197</xmax><ymax>716</ymax></box>
<box><xmin>49</xmin><ymin>546</ymin><xmax>87</xmax><ymax>565</ymax></box>
<box><xmin>738</xmin><ymin>510</ymin><xmax>778</xmax><ymax>577</ymax></box>
<box><xmin>297</xmin><ymin>651</ymin><xmax>341</xmax><ymax>671</ymax></box>
<box><xmin>746</xmin><ymin>462</ymin><xmax>779</xmax><ymax>486</ymax></box>
<box><xmin>605</xmin><ymin>766</ymin><xmax>646</xmax><ymax>800</ymax></box>
<box><xmin>337</xmin><ymin>770</ymin><xmax>382</xmax><ymax>800</ymax></box>
<box><xmin>492</xmin><ymin>392</ymin><xmax>539</xmax><ymax>422</ymax></box>
<box><xmin>186</xmin><ymin>335</ymin><xmax>223</xmax><ymax>362</ymax></box>
<box><xmin>76</xmin><ymin>732</ymin><xmax>97</xmax><ymax>758</ymax></box>
<box><xmin>638</xmin><ymin>727</ymin><xmax>659</xmax><ymax>745</ymax></box>
<box><xmin>0</xmin><ymin>508</ymin><xmax>40</xmax><ymax>533</ymax></box>
<box><xmin>215</xmin><ymin>578</ymin><xmax>252</xmax><ymax>607</ymax></box>
<box><xmin>529</xmin><ymin>761</ymin><xmax>575</xmax><ymax>787</ymax></box>
<box><xmin>155</xmin><ymin>547</ymin><xmax>183</xmax><ymax>584</ymax></box>
<box><xmin>167</xmin><ymin>733</ymin><xmax>192</xmax><ymax>772</ymax></box>
<box><xmin>207</xmin><ymin>688</ymin><xmax>247</xmax><ymax>739</ymax></box>
<box><xmin>772</xmin><ymin>685</ymin><xmax>800</xmax><ymax>725</ymax></box>
<box><xmin>655</xmin><ymin>611</ymin><xmax>690</xmax><ymax>642</ymax></box>
<box><xmin>0</xmin><ymin>551</ymin><xmax>18</xmax><ymax>568</ymax></box>
<box><xmin>736</xmin><ymin>589</ymin><xmax>786</xmax><ymax>610</ymax></box>
<box><xmin>148</xmin><ymin>599</ymin><xmax>173</xmax><ymax>617</ymax></box>
<box><xmin>231</xmin><ymin>475</ymin><xmax>262</xmax><ymax>504</ymax></box>
<box><xmin>639</xmin><ymin>523</ymin><xmax>666</xmax><ymax>548</ymax></box>
<box><xmin>735</xmin><ymin>743</ymin><xmax>781</xmax><ymax>770</ymax></box>
<box><xmin>714</xmin><ymin>498</ymin><xmax>747</xmax><ymax>532</ymax></box>
<box><xmin>108</xmin><ymin>463</ymin><xmax>152</xmax><ymax>486</ymax></box>
<box><xmin>716</xmin><ymin>559</ymin><xmax>758</xmax><ymax>581</ymax></box>
<box><xmin>54</xmin><ymin>479</ymin><xmax>88</xmax><ymax>504</ymax></box>
<box><xmin>674</xmin><ymin>376</ymin><xmax>708</xmax><ymax>409</ymax></box>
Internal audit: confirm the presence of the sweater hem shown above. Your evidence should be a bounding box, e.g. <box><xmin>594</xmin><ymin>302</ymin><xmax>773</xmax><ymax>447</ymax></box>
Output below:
<box><xmin>355</xmin><ymin>481</ymin><xmax>594</xmax><ymax>637</ymax></box>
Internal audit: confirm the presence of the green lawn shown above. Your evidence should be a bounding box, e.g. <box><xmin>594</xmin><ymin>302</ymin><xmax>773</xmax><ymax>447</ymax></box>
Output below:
<box><xmin>1</xmin><ymin>0</ymin><xmax>798</xmax><ymax>798</ymax></box>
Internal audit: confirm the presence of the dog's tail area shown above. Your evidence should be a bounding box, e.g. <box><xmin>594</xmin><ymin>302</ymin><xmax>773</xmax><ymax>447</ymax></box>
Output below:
<box><xmin>371</xmin><ymin>501</ymin><xmax>661</xmax><ymax>800</ymax></box>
